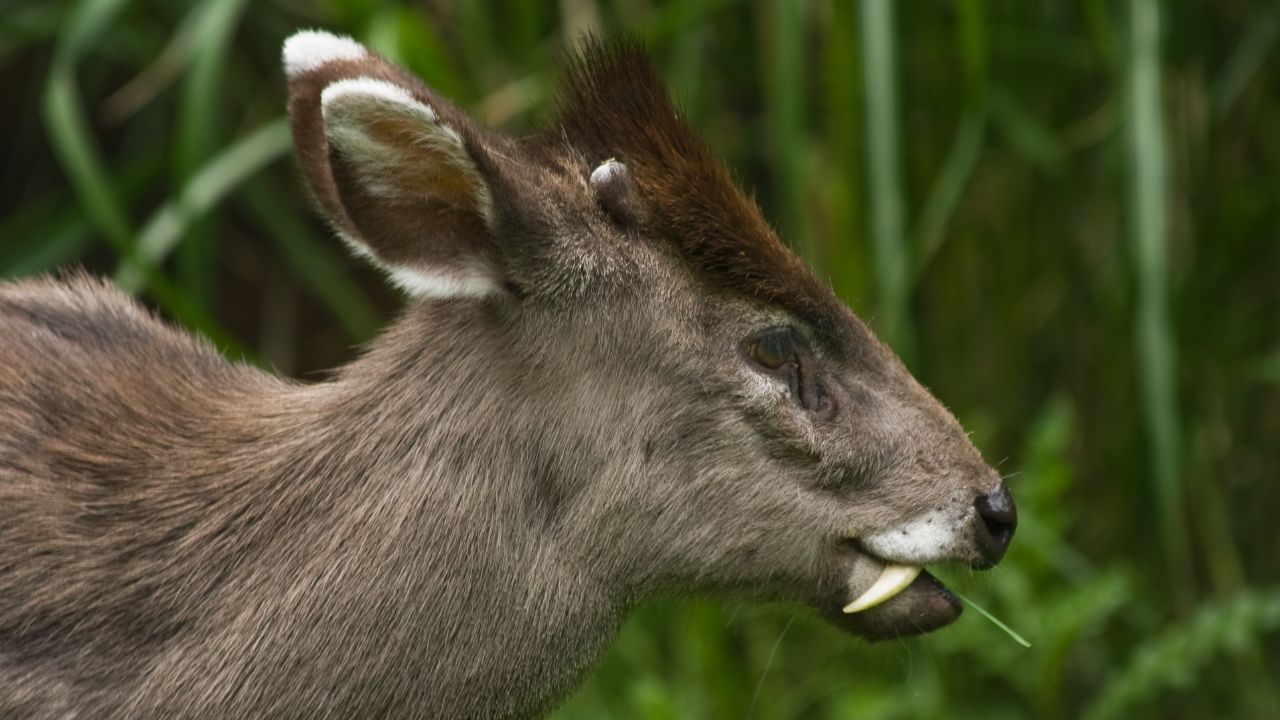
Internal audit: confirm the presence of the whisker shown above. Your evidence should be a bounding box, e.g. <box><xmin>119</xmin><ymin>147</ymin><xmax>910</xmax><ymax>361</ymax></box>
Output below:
<box><xmin>745</xmin><ymin>615</ymin><xmax>795</xmax><ymax>720</ymax></box>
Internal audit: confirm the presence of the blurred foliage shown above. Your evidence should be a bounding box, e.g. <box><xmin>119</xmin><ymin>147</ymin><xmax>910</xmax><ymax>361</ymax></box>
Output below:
<box><xmin>1</xmin><ymin>0</ymin><xmax>1278</xmax><ymax>717</ymax></box>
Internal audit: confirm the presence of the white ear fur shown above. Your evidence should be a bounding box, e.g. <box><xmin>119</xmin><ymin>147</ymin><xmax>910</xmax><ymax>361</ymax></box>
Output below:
<box><xmin>319</xmin><ymin>77</ymin><xmax>500</xmax><ymax>299</ymax></box>
<box><xmin>332</xmin><ymin>225</ymin><xmax>501</xmax><ymax>301</ymax></box>
<box><xmin>320</xmin><ymin>77</ymin><xmax>430</xmax><ymax>121</ymax></box>
<box><xmin>282</xmin><ymin>30</ymin><xmax>366</xmax><ymax>79</ymax></box>
<box><xmin>319</xmin><ymin>77</ymin><xmax>495</xmax><ymax>227</ymax></box>
<box><xmin>384</xmin><ymin>264</ymin><xmax>501</xmax><ymax>299</ymax></box>
<box><xmin>335</xmin><ymin>225</ymin><xmax>498</xmax><ymax>298</ymax></box>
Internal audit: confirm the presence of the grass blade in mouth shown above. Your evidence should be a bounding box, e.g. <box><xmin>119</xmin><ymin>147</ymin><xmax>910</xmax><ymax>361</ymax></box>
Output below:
<box><xmin>952</xmin><ymin>589</ymin><xmax>1032</xmax><ymax>648</ymax></box>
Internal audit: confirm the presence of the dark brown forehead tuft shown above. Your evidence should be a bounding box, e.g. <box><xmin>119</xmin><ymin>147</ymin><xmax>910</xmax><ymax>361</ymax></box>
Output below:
<box><xmin>552</xmin><ymin>39</ymin><xmax>851</xmax><ymax>343</ymax></box>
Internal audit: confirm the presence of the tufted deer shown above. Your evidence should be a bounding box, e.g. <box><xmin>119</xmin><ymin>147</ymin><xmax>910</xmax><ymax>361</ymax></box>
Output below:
<box><xmin>0</xmin><ymin>31</ymin><xmax>1016</xmax><ymax>719</ymax></box>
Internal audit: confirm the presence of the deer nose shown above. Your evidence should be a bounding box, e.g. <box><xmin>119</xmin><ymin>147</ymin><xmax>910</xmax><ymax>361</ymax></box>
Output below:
<box><xmin>972</xmin><ymin>484</ymin><xmax>1017</xmax><ymax>567</ymax></box>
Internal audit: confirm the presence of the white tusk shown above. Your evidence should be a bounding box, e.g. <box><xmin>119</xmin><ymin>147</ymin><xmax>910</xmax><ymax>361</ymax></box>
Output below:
<box><xmin>843</xmin><ymin>564</ymin><xmax>922</xmax><ymax>613</ymax></box>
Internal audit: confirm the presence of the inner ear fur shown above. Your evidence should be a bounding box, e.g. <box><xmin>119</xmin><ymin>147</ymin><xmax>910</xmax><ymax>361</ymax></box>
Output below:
<box><xmin>284</xmin><ymin>32</ymin><xmax>503</xmax><ymax>299</ymax></box>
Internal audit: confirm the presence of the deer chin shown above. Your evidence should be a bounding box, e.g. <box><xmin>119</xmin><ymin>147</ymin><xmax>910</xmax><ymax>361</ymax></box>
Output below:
<box><xmin>818</xmin><ymin>552</ymin><xmax>962</xmax><ymax>640</ymax></box>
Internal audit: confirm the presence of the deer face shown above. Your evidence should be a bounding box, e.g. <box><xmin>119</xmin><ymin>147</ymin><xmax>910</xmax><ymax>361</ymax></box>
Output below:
<box><xmin>283</xmin><ymin>32</ymin><xmax>1014</xmax><ymax>640</ymax></box>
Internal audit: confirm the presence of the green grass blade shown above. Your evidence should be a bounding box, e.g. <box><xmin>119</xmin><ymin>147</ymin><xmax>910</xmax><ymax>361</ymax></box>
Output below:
<box><xmin>913</xmin><ymin>108</ymin><xmax>986</xmax><ymax>277</ymax></box>
<box><xmin>1209</xmin><ymin>2</ymin><xmax>1280</xmax><ymax>121</ymax></box>
<box><xmin>239</xmin><ymin>176</ymin><xmax>381</xmax><ymax>342</ymax></box>
<box><xmin>632</xmin><ymin>0</ymin><xmax>738</xmax><ymax>41</ymax></box>
<box><xmin>101</xmin><ymin>0</ymin><xmax>233</xmax><ymax>122</ymax></box>
<box><xmin>0</xmin><ymin>190</ymin><xmax>83</xmax><ymax>271</ymax></box>
<box><xmin>952</xmin><ymin>589</ymin><xmax>1032</xmax><ymax>648</ymax></box>
<box><xmin>1126</xmin><ymin>0</ymin><xmax>1190</xmax><ymax>599</ymax></box>
<box><xmin>0</xmin><ymin>212</ymin><xmax>92</xmax><ymax>278</ymax></box>
<box><xmin>957</xmin><ymin>0</ymin><xmax>988</xmax><ymax>99</ymax></box>
<box><xmin>41</xmin><ymin>0</ymin><xmax>135</xmax><ymax>254</ymax></box>
<box><xmin>377</xmin><ymin>7</ymin><xmax>465</xmax><ymax>101</ymax></box>
<box><xmin>0</xmin><ymin>2</ymin><xmax>70</xmax><ymax>59</ymax></box>
<box><xmin>763</xmin><ymin>0</ymin><xmax>810</xmax><ymax>262</ymax></box>
<box><xmin>116</xmin><ymin>118</ymin><xmax>292</xmax><ymax>292</ymax></box>
<box><xmin>858</xmin><ymin>0</ymin><xmax>912</xmax><ymax>357</ymax></box>
<box><xmin>174</xmin><ymin>0</ymin><xmax>251</xmax><ymax>307</ymax></box>
<box><xmin>817</xmin><ymin>0</ymin><xmax>866</xmax><ymax>306</ymax></box>
<box><xmin>987</xmin><ymin>85</ymin><xmax>1065</xmax><ymax>173</ymax></box>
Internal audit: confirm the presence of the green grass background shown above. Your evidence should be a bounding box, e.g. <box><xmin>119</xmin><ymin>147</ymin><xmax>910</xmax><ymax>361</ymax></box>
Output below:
<box><xmin>2</xmin><ymin>0</ymin><xmax>1278</xmax><ymax>717</ymax></box>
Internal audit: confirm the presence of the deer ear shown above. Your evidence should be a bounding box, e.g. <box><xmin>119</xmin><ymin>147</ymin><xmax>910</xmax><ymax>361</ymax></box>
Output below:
<box><xmin>283</xmin><ymin>31</ymin><xmax>500</xmax><ymax>299</ymax></box>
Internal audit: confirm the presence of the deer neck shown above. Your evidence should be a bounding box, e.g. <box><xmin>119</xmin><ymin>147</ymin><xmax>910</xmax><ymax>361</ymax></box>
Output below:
<box><xmin>229</xmin><ymin>302</ymin><xmax>627</xmax><ymax>716</ymax></box>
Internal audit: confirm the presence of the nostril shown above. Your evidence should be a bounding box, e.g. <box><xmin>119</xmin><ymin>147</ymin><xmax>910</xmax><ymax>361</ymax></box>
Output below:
<box><xmin>973</xmin><ymin>486</ymin><xmax>1017</xmax><ymax>565</ymax></box>
<box><xmin>976</xmin><ymin>492</ymin><xmax>1017</xmax><ymax>538</ymax></box>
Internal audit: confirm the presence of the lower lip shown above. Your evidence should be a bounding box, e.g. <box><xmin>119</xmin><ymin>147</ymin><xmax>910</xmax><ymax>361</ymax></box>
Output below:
<box><xmin>835</xmin><ymin>571</ymin><xmax>963</xmax><ymax>640</ymax></box>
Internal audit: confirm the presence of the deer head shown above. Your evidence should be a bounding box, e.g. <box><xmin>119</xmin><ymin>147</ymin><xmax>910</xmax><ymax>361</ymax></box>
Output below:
<box><xmin>283</xmin><ymin>31</ymin><xmax>1015</xmax><ymax>641</ymax></box>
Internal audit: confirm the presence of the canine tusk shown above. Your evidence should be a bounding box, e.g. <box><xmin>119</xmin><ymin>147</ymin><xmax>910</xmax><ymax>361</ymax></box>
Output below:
<box><xmin>843</xmin><ymin>564</ymin><xmax>922</xmax><ymax>613</ymax></box>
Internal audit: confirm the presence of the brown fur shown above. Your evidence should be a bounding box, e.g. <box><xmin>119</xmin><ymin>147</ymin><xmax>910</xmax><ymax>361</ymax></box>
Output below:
<box><xmin>553</xmin><ymin>40</ymin><xmax>853</xmax><ymax>346</ymax></box>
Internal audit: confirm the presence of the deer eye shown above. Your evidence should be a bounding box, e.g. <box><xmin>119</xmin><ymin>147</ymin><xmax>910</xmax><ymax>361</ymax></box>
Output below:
<box><xmin>745</xmin><ymin>328</ymin><xmax>832</xmax><ymax>416</ymax></box>
<box><xmin>747</xmin><ymin>329</ymin><xmax>795</xmax><ymax>370</ymax></box>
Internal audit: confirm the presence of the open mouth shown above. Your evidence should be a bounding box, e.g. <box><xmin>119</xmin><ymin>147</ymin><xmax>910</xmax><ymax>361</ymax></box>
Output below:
<box><xmin>824</xmin><ymin>550</ymin><xmax>964</xmax><ymax>641</ymax></box>
<box><xmin>827</xmin><ymin>487</ymin><xmax>1014</xmax><ymax>639</ymax></box>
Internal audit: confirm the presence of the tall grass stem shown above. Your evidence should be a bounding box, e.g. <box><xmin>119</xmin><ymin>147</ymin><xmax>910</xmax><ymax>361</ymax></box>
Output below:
<box><xmin>1126</xmin><ymin>0</ymin><xmax>1190</xmax><ymax>600</ymax></box>
<box><xmin>858</xmin><ymin>0</ymin><xmax>911</xmax><ymax>357</ymax></box>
